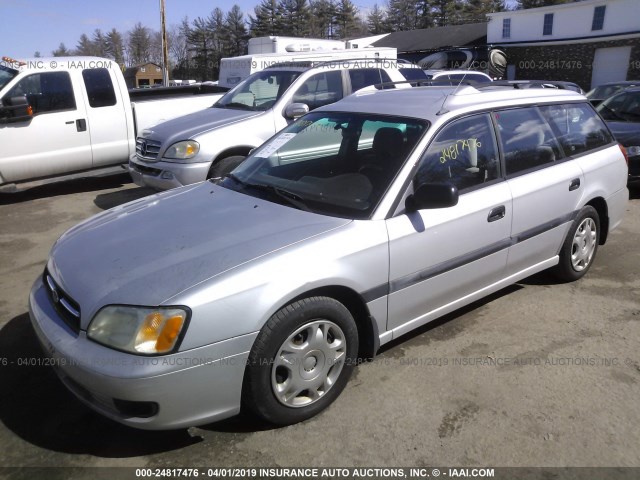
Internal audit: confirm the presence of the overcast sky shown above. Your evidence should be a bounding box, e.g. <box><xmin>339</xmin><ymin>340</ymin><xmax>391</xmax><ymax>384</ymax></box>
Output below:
<box><xmin>0</xmin><ymin>0</ymin><xmax>517</xmax><ymax>59</ymax></box>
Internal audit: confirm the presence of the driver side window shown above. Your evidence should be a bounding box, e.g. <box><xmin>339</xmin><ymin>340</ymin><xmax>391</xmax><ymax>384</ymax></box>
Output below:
<box><xmin>292</xmin><ymin>71</ymin><xmax>343</xmax><ymax>111</ymax></box>
<box><xmin>416</xmin><ymin>114</ymin><xmax>500</xmax><ymax>192</ymax></box>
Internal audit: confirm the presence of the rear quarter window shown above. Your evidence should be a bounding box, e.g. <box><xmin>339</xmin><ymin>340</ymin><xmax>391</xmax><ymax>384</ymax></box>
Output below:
<box><xmin>494</xmin><ymin>107</ymin><xmax>563</xmax><ymax>176</ymax></box>
<box><xmin>540</xmin><ymin>103</ymin><xmax>613</xmax><ymax>156</ymax></box>
<box><xmin>82</xmin><ymin>68</ymin><xmax>117</xmax><ymax>108</ymax></box>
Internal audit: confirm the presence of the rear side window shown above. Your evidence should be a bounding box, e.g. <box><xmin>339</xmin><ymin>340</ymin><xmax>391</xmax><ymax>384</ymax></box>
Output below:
<box><xmin>7</xmin><ymin>71</ymin><xmax>76</xmax><ymax>114</ymax></box>
<box><xmin>399</xmin><ymin>68</ymin><xmax>428</xmax><ymax>82</ymax></box>
<box><xmin>494</xmin><ymin>107</ymin><xmax>562</xmax><ymax>176</ymax></box>
<box><xmin>349</xmin><ymin>69</ymin><xmax>393</xmax><ymax>91</ymax></box>
<box><xmin>540</xmin><ymin>103</ymin><xmax>612</xmax><ymax>156</ymax></box>
<box><xmin>416</xmin><ymin>113</ymin><xmax>500</xmax><ymax>192</ymax></box>
<box><xmin>82</xmin><ymin>68</ymin><xmax>117</xmax><ymax>108</ymax></box>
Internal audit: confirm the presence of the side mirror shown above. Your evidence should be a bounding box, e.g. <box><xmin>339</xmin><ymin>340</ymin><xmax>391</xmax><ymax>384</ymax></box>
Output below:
<box><xmin>0</xmin><ymin>95</ymin><xmax>33</xmax><ymax>123</ymax></box>
<box><xmin>405</xmin><ymin>183</ymin><xmax>459</xmax><ymax>212</ymax></box>
<box><xmin>284</xmin><ymin>102</ymin><xmax>309</xmax><ymax>120</ymax></box>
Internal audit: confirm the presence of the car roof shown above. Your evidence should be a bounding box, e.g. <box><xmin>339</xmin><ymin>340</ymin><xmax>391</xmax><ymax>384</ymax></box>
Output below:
<box><xmin>315</xmin><ymin>85</ymin><xmax>585</xmax><ymax>120</ymax></box>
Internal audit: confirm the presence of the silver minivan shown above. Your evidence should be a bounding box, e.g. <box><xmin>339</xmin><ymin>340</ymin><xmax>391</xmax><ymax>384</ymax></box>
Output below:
<box><xmin>30</xmin><ymin>85</ymin><xmax>628</xmax><ymax>429</ymax></box>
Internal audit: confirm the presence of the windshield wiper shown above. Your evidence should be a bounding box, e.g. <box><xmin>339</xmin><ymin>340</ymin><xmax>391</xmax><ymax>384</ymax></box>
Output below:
<box><xmin>222</xmin><ymin>174</ymin><xmax>310</xmax><ymax>211</ymax></box>
<box><xmin>216</xmin><ymin>102</ymin><xmax>254</xmax><ymax>111</ymax></box>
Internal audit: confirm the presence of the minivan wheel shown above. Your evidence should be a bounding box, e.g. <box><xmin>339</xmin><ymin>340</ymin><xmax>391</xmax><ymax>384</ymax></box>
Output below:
<box><xmin>207</xmin><ymin>155</ymin><xmax>246</xmax><ymax>180</ymax></box>
<box><xmin>242</xmin><ymin>297</ymin><xmax>359</xmax><ymax>426</ymax></box>
<box><xmin>554</xmin><ymin>205</ymin><xmax>600</xmax><ymax>282</ymax></box>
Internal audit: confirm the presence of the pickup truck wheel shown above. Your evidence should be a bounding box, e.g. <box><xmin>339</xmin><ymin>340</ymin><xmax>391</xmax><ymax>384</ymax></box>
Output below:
<box><xmin>242</xmin><ymin>296</ymin><xmax>358</xmax><ymax>426</ymax></box>
<box><xmin>207</xmin><ymin>155</ymin><xmax>246</xmax><ymax>179</ymax></box>
<box><xmin>553</xmin><ymin>205</ymin><xmax>600</xmax><ymax>282</ymax></box>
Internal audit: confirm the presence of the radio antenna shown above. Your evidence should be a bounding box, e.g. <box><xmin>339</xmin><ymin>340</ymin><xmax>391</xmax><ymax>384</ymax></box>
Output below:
<box><xmin>437</xmin><ymin>72</ymin><xmax>469</xmax><ymax>116</ymax></box>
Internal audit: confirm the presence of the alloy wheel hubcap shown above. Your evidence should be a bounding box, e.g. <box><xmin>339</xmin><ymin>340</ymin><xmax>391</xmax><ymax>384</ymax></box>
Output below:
<box><xmin>571</xmin><ymin>217</ymin><xmax>597</xmax><ymax>271</ymax></box>
<box><xmin>271</xmin><ymin>320</ymin><xmax>346</xmax><ymax>408</ymax></box>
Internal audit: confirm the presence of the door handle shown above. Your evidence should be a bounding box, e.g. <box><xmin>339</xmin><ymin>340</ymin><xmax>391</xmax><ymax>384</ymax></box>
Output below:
<box><xmin>76</xmin><ymin>119</ymin><xmax>87</xmax><ymax>132</ymax></box>
<box><xmin>488</xmin><ymin>205</ymin><xmax>506</xmax><ymax>222</ymax></box>
<box><xmin>569</xmin><ymin>178</ymin><xmax>581</xmax><ymax>191</ymax></box>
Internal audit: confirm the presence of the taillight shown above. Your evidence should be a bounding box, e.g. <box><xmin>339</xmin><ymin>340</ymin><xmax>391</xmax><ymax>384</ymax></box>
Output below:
<box><xmin>619</xmin><ymin>144</ymin><xmax>628</xmax><ymax>165</ymax></box>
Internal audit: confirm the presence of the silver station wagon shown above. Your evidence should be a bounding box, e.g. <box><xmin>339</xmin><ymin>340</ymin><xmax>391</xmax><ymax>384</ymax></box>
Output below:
<box><xmin>29</xmin><ymin>85</ymin><xmax>629</xmax><ymax>429</ymax></box>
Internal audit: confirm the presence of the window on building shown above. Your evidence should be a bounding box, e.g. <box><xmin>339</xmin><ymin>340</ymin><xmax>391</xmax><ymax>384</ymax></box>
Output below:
<box><xmin>141</xmin><ymin>67</ymin><xmax>146</xmax><ymax>72</ymax></box>
<box><xmin>502</xmin><ymin>18</ymin><xmax>511</xmax><ymax>39</ymax></box>
<box><xmin>543</xmin><ymin>13</ymin><xmax>554</xmax><ymax>36</ymax></box>
<box><xmin>592</xmin><ymin>5</ymin><xmax>606</xmax><ymax>31</ymax></box>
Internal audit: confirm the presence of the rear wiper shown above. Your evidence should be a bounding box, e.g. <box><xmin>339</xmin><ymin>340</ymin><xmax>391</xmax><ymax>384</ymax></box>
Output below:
<box><xmin>223</xmin><ymin>174</ymin><xmax>310</xmax><ymax>211</ymax></box>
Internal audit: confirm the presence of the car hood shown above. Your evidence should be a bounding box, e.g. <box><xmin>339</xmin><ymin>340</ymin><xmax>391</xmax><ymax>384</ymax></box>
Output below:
<box><xmin>48</xmin><ymin>183</ymin><xmax>351</xmax><ymax>329</ymax></box>
<box><xmin>605</xmin><ymin>120</ymin><xmax>640</xmax><ymax>147</ymax></box>
<box><xmin>141</xmin><ymin>106</ymin><xmax>262</xmax><ymax>143</ymax></box>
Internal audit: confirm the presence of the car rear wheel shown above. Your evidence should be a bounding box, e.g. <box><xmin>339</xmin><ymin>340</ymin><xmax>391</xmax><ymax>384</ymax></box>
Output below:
<box><xmin>554</xmin><ymin>205</ymin><xmax>600</xmax><ymax>282</ymax></box>
<box><xmin>242</xmin><ymin>296</ymin><xmax>359</xmax><ymax>426</ymax></box>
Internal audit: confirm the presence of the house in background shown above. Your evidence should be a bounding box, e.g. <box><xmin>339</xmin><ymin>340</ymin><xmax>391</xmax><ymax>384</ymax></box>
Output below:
<box><xmin>124</xmin><ymin>63</ymin><xmax>163</xmax><ymax>89</ymax></box>
<box><xmin>488</xmin><ymin>0</ymin><xmax>640</xmax><ymax>90</ymax></box>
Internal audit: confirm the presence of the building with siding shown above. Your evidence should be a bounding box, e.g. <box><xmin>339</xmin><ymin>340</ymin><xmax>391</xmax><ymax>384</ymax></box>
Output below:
<box><xmin>487</xmin><ymin>0</ymin><xmax>640</xmax><ymax>90</ymax></box>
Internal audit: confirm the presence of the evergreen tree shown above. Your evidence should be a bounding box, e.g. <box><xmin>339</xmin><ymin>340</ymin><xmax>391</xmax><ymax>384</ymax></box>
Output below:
<box><xmin>127</xmin><ymin>22</ymin><xmax>152</xmax><ymax>65</ymax></box>
<box><xmin>463</xmin><ymin>0</ymin><xmax>505</xmax><ymax>23</ymax></box>
<box><xmin>309</xmin><ymin>0</ymin><xmax>337</xmax><ymax>38</ymax></box>
<box><xmin>276</xmin><ymin>0</ymin><xmax>312</xmax><ymax>38</ymax></box>
<box><xmin>106</xmin><ymin>28</ymin><xmax>126</xmax><ymax>65</ymax></box>
<box><xmin>367</xmin><ymin>4</ymin><xmax>387</xmax><ymax>34</ymax></box>
<box><xmin>187</xmin><ymin>16</ymin><xmax>214</xmax><ymax>80</ymax></box>
<box><xmin>385</xmin><ymin>0</ymin><xmax>421</xmax><ymax>31</ymax></box>
<box><xmin>250</xmin><ymin>0</ymin><xmax>282</xmax><ymax>37</ymax></box>
<box><xmin>334</xmin><ymin>0</ymin><xmax>359</xmax><ymax>38</ymax></box>
<box><xmin>225</xmin><ymin>5</ymin><xmax>249</xmax><ymax>57</ymax></box>
<box><xmin>517</xmin><ymin>0</ymin><xmax>571</xmax><ymax>8</ymax></box>
<box><xmin>52</xmin><ymin>42</ymin><xmax>71</xmax><ymax>57</ymax></box>
<box><xmin>76</xmin><ymin>33</ymin><xmax>95</xmax><ymax>56</ymax></box>
<box><xmin>431</xmin><ymin>0</ymin><xmax>464</xmax><ymax>27</ymax></box>
<box><xmin>92</xmin><ymin>29</ymin><xmax>109</xmax><ymax>57</ymax></box>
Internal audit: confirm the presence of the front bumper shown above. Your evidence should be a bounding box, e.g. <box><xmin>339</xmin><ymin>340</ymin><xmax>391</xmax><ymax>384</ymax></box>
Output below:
<box><xmin>129</xmin><ymin>155</ymin><xmax>211</xmax><ymax>191</ymax></box>
<box><xmin>29</xmin><ymin>277</ymin><xmax>257</xmax><ymax>430</ymax></box>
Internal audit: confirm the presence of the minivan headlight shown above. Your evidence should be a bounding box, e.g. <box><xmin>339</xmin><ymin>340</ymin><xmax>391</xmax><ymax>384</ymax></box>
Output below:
<box><xmin>163</xmin><ymin>140</ymin><xmax>200</xmax><ymax>160</ymax></box>
<box><xmin>88</xmin><ymin>306</ymin><xmax>189</xmax><ymax>355</ymax></box>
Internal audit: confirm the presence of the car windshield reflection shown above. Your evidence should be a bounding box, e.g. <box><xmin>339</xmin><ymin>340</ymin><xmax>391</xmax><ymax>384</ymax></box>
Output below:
<box><xmin>219</xmin><ymin>112</ymin><xmax>428</xmax><ymax>219</ymax></box>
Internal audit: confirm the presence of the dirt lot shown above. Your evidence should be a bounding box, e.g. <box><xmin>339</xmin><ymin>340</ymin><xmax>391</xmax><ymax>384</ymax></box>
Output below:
<box><xmin>0</xmin><ymin>171</ymin><xmax>639</xmax><ymax>475</ymax></box>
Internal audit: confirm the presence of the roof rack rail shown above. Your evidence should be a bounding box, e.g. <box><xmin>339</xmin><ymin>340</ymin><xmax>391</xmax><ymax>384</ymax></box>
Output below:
<box><xmin>265</xmin><ymin>57</ymin><xmax>401</xmax><ymax>70</ymax></box>
<box><xmin>361</xmin><ymin>79</ymin><xmax>478</xmax><ymax>91</ymax></box>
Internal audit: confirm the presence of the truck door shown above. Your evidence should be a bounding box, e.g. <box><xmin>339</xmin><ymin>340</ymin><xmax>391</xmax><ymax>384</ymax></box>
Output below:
<box><xmin>81</xmin><ymin>68</ymin><xmax>130</xmax><ymax>167</ymax></box>
<box><xmin>0</xmin><ymin>70</ymin><xmax>91</xmax><ymax>183</ymax></box>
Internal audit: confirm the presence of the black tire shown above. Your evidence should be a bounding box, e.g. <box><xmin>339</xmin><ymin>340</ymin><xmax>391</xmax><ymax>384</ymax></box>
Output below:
<box><xmin>207</xmin><ymin>155</ymin><xmax>246</xmax><ymax>179</ymax></box>
<box><xmin>242</xmin><ymin>296</ymin><xmax>359</xmax><ymax>426</ymax></box>
<box><xmin>553</xmin><ymin>205</ymin><xmax>600</xmax><ymax>282</ymax></box>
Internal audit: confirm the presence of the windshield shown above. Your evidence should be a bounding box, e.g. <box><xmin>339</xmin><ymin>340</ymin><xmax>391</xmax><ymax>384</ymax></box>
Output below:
<box><xmin>219</xmin><ymin>111</ymin><xmax>428</xmax><ymax>219</ymax></box>
<box><xmin>587</xmin><ymin>84</ymin><xmax>628</xmax><ymax>100</ymax></box>
<box><xmin>0</xmin><ymin>65</ymin><xmax>19</xmax><ymax>91</ymax></box>
<box><xmin>215</xmin><ymin>70</ymin><xmax>301</xmax><ymax>111</ymax></box>
<box><xmin>597</xmin><ymin>90</ymin><xmax>640</xmax><ymax>123</ymax></box>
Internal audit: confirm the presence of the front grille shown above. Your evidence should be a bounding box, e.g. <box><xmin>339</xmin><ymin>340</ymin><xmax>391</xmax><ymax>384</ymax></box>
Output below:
<box><xmin>43</xmin><ymin>269</ymin><xmax>81</xmax><ymax>335</ymax></box>
<box><xmin>135</xmin><ymin>137</ymin><xmax>162</xmax><ymax>161</ymax></box>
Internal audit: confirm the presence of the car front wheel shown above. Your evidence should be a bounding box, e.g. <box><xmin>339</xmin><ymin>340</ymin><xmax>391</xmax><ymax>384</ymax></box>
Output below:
<box><xmin>242</xmin><ymin>296</ymin><xmax>359</xmax><ymax>426</ymax></box>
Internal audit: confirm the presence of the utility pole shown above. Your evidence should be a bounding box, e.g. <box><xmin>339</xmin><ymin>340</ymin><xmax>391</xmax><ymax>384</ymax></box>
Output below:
<box><xmin>160</xmin><ymin>0</ymin><xmax>170</xmax><ymax>86</ymax></box>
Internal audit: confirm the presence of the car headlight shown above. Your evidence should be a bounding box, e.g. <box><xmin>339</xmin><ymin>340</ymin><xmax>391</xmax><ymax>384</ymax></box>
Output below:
<box><xmin>87</xmin><ymin>306</ymin><xmax>190</xmax><ymax>355</ymax></box>
<box><xmin>163</xmin><ymin>140</ymin><xmax>200</xmax><ymax>160</ymax></box>
<box><xmin>626</xmin><ymin>146</ymin><xmax>640</xmax><ymax>157</ymax></box>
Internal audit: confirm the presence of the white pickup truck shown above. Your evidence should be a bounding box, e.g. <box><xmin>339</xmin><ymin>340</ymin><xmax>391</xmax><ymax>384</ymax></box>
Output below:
<box><xmin>0</xmin><ymin>56</ymin><xmax>226</xmax><ymax>186</ymax></box>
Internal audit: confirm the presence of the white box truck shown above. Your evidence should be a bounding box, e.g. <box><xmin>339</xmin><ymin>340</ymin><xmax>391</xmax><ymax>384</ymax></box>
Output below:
<box><xmin>218</xmin><ymin>47</ymin><xmax>398</xmax><ymax>88</ymax></box>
